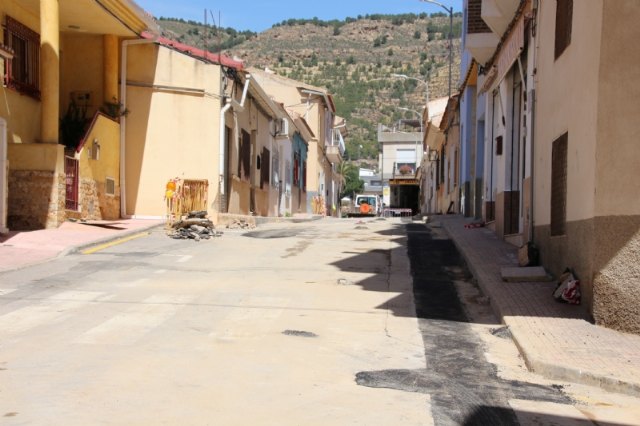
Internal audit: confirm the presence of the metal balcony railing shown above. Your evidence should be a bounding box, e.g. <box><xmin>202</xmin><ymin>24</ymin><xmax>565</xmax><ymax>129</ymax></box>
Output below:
<box><xmin>331</xmin><ymin>129</ymin><xmax>346</xmax><ymax>156</ymax></box>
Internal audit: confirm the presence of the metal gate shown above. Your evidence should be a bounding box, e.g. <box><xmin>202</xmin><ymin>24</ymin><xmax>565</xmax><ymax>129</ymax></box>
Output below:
<box><xmin>65</xmin><ymin>156</ymin><xmax>79</xmax><ymax>210</ymax></box>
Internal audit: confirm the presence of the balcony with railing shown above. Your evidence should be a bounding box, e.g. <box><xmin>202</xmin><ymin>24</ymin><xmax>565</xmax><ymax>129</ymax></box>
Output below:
<box><xmin>326</xmin><ymin>128</ymin><xmax>346</xmax><ymax>164</ymax></box>
<box><xmin>393</xmin><ymin>162</ymin><xmax>418</xmax><ymax>179</ymax></box>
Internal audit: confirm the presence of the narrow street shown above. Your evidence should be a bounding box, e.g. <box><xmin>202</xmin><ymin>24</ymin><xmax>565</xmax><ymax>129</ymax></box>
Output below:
<box><xmin>0</xmin><ymin>218</ymin><xmax>638</xmax><ymax>425</ymax></box>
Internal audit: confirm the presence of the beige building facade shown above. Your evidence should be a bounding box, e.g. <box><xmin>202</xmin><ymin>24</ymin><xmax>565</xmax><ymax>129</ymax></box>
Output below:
<box><xmin>460</xmin><ymin>0</ymin><xmax>640</xmax><ymax>334</ymax></box>
<box><xmin>533</xmin><ymin>0</ymin><xmax>640</xmax><ymax>333</ymax></box>
<box><xmin>123</xmin><ymin>39</ymin><xmax>236</xmax><ymax>221</ymax></box>
<box><xmin>250</xmin><ymin>69</ymin><xmax>344</xmax><ymax>216</ymax></box>
<box><xmin>420</xmin><ymin>97</ymin><xmax>448</xmax><ymax>215</ymax></box>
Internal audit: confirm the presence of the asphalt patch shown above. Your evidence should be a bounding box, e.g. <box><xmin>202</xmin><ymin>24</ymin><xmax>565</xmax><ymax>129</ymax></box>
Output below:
<box><xmin>244</xmin><ymin>229</ymin><xmax>303</xmax><ymax>239</ymax></box>
<box><xmin>491</xmin><ymin>326</ymin><xmax>513</xmax><ymax>340</ymax></box>
<box><xmin>282</xmin><ymin>330</ymin><xmax>318</xmax><ymax>338</ymax></box>
<box><xmin>356</xmin><ymin>223</ymin><xmax>571</xmax><ymax>425</ymax></box>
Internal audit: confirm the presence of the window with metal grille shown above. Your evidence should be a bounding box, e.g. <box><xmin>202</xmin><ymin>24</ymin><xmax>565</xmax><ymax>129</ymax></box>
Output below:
<box><xmin>555</xmin><ymin>0</ymin><xmax>573</xmax><ymax>59</ymax></box>
<box><xmin>260</xmin><ymin>147</ymin><xmax>270</xmax><ymax>189</ymax></box>
<box><xmin>3</xmin><ymin>16</ymin><xmax>40</xmax><ymax>99</ymax></box>
<box><xmin>105</xmin><ymin>177</ymin><xmax>116</xmax><ymax>196</ymax></box>
<box><xmin>293</xmin><ymin>152</ymin><xmax>300</xmax><ymax>187</ymax></box>
<box><xmin>238</xmin><ymin>130</ymin><xmax>251</xmax><ymax>181</ymax></box>
<box><xmin>550</xmin><ymin>132</ymin><xmax>568</xmax><ymax>236</ymax></box>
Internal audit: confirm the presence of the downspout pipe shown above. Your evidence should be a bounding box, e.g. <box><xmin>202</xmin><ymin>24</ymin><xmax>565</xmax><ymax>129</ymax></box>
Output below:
<box><xmin>120</xmin><ymin>37</ymin><xmax>157</xmax><ymax>218</ymax></box>
<box><xmin>219</xmin><ymin>75</ymin><xmax>251</xmax><ymax>196</ymax></box>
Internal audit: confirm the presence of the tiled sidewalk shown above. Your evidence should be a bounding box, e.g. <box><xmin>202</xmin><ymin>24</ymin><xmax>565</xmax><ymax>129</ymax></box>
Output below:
<box><xmin>438</xmin><ymin>215</ymin><xmax>640</xmax><ymax>397</ymax></box>
<box><xmin>0</xmin><ymin>219</ymin><xmax>163</xmax><ymax>273</ymax></box>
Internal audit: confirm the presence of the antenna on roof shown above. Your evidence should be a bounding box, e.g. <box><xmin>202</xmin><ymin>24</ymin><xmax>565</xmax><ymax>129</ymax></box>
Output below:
<box><xmin>210</xmin><ymin>10</ymin><xmax>221</xmax><ymax>61</ymax></box>
<box><xmin>203</xmin><ymin>9</ymin><xmax>207</xmax><ymax>59</ymax></box>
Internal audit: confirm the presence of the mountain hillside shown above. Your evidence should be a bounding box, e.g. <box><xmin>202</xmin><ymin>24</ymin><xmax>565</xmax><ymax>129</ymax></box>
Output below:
<box><xmin>157</xmin><ymin>14</ymin><xmax>463</xmax><ymax>162</ymax></box>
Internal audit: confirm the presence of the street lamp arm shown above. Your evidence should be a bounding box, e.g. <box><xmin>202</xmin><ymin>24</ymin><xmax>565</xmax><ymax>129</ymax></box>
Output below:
<box><xmin>419</xmin><ymin>0</ymin><xmax>452</xmax><ymax>13</ymax></box>
<box><xmin>391</xmin><ymin>73</ymin><xmax>430</xmax><ymax>104</ymax></box>
<box><xmin>391</xmin><ymin>74</ymin><xmax>427</xmax><ymax>86</ymax></box>
<box><xmin>398</xmin><ymin>107</ymin><xmax>421</xmax><ymax>117</ymax></box>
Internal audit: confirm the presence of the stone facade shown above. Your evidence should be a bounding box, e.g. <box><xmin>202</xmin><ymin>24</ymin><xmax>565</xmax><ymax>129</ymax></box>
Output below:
<box><xmin>78</xmin><ymin>178</ymin><xmax>120</xmax><ymax>221</ymax></box>
<box><xmin>536</xmin><ymin>215</ymin><xmax>640</xmax><ymax>335</ymax></box>
<box><xmin>8</xmin><ymin>170</ymin><xmax>65</xmax><ymax>230</ymax></box>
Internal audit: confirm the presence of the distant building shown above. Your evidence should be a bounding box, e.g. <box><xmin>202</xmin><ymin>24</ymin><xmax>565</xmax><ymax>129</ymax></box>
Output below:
<box><xmin>377</xmin><ymin>121</ymin><xmax>423</xmax><ymax>212</ymax></box>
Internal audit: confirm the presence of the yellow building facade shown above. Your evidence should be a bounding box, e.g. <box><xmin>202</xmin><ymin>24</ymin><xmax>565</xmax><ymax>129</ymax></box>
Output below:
<box><xmin>0</xmin><ymin>0</ymin><xmax>156</xmax><ymax>230</ymax></box>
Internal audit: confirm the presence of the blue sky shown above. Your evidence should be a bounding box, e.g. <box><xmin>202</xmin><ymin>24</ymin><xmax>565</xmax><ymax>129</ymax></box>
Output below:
<box><xmin>135</xmin><ymin>0</ymin><xmax>460</xmax><ymax>32</ymax></box>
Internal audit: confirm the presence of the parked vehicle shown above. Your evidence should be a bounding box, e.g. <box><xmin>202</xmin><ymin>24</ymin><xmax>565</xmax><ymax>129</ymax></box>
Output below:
<box><xmin>345</xmin><ymin>194</ymin><xmax>381</xmax><ymax>217</ymax></box>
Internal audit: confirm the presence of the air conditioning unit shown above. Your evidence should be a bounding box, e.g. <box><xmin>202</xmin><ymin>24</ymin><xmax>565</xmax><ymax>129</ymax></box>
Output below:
<box><xmin>276</xmin><ymin>118</ymin><xmax>289</xmax><ymax>137</ymax></box>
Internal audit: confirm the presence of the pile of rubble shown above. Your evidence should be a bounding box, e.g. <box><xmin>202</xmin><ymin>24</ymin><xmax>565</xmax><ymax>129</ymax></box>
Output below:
<box><xmin>226</xmin><ymin>219</ymin><xmax>256</xmax><ymax>230</ymax></box>
<box><xmin>168</xmin><ymin>210</ymin><xmax>223</xmax><ymax>241</ymax></box>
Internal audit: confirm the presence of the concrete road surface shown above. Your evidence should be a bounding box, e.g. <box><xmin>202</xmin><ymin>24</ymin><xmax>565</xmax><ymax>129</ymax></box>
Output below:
<box><xmin>0</xmin><ymin>218</ymin><xmax>638</xmax><ymax>425</ymax></box>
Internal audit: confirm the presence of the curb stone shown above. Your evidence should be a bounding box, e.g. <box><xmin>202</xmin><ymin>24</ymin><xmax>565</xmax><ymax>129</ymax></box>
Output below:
<box><xmin>438</xmin><ymin>217</ymin><xmax>640</xmax><ymax>398</ymax></box>
<box><xmin>60</xmin><ymin>222</ymin><xmax>165</xmax><ymax>257</ymax></box>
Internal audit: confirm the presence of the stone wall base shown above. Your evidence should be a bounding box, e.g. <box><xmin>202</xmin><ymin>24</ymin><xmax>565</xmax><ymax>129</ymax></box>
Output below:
<box><xmin>535</xmin><ymin>215</ymin><xmax>640</xmax><ymax>335</ymax></box>
<box><xmin>78</xmin><ymin>178</ymin><xmax>120</xmax><ymax>221</ymax></box>
<box><xmin>8</xmin><ymin>170</ymin><xmax>65</xmax><ymax>230</ymax></box>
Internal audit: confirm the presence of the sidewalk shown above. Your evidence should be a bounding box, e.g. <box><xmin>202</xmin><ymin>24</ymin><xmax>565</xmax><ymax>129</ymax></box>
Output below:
<box><xmin>0</xmin><ymin>219</ymin><xmax>164</xmax><ymax>273</ymax></box>
<box><xmin>438</xmin><ymin>215</ymin><xmax>640</xmax><ymax>397</ymax></box>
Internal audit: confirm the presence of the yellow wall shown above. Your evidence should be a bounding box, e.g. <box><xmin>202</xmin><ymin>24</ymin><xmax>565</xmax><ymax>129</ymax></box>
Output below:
<box><xmin>0</xmin><ymin>3</ymin><xmax>42</xmax><ymax>146</ymax></box>
<box><xmin>7</xmin><ymin>143</ymin><xmax>64</xmax><ymax>172</ymax></box>
<box><xmin>124</xmin><ymin>44</ymin><xmax>222</xmax><ymax>218</ymax></box>
<box><xmin>79</xmin><ymin>114</ymin><xmax>120</xmax><ymax>183</ymax></box>
<box><xmin>60</xmin><ymin>34</ymin><xmax>105</xmax><ymax>119</ymax></box>
<box><xmin>533</xmin><ymin>0</ymin><xmax>603</xmax><ymax>225</ymax></box>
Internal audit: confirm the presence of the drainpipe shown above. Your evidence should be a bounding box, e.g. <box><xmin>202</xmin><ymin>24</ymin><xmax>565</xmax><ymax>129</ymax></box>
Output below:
<box><xmin>219</xmin><ymin>75</ymin><xmax>251</xmax><ymax>197</ymax></box>
<box><xmin>119</xmin><ymin>37</ymin><xmax>157</xmax><ymax>218</ymax></box>
<box><xmin>529</xmin><ymin>0</ymin><xmax>541</xmax><ymax>242</ymax></box>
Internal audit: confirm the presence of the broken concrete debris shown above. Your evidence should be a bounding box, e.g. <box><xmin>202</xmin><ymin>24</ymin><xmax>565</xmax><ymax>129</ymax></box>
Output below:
<box><xmin>168</xmin><ymin>211</ymin><xmax>222</xmax><ymax>241</ymax></box>
<box><xmin>226</xmin><ymin>219</ymin><xmax>256</xmax><ymax>230</ymax></box>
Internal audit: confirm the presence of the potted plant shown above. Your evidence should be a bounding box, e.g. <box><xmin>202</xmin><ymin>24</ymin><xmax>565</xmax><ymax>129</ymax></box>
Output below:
<box><xmin>59</xmin><ymin>100</ymin><xmax>89</xmax><ymax>151</ymax></box>
<box><xmin>399</xmin><ymin>164</ymin><xmax>413</xmax><ymax>175</ymax></box>
<box><xmin>100</xmin><ymin>97</ymin><xmax>129</xmax><ymax>121</ymax></box>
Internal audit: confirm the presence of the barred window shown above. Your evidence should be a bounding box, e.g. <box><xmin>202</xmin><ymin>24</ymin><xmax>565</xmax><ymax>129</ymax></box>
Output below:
<box><xmin>3</xmin><ymin>16</ymin><xmax>40</xmax><ymax>99</ymax></box>
<box><xmin>260</xmin><ymin>147</ymin><xmax>270</xmax><ymax>189</ymax></box>
<box><xmin>293</xmin><ymin>152</ymin><xmax>300</xmax><ymax>187</ymax></box>
<box><xmin>555</xmin><ymin>0</ymin><xmax>573</xmax><ymax>59</ymax></box>
<box><xmin>238</xmin><ymin>130</ymin><xmax>251</xmax><ymax>181</ymax></box>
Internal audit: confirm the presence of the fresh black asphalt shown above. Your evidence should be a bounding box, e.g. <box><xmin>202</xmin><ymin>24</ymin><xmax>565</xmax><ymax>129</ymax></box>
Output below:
<box><xmin>356</xmin><ymin>222</ymin><xmax>571</xmax><ymax>425</ymax></box>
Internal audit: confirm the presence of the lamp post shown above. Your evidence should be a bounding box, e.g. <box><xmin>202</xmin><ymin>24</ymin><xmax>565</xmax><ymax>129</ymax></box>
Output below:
<box><xmin>391</xmin><ymin>73</ymin><xmax>430</xmax><ymax>105</ymax></box>
<box><xmin>419</xmin><ymin>0</ymin><xmax>453</xmax><ymax>96</ymax></box>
